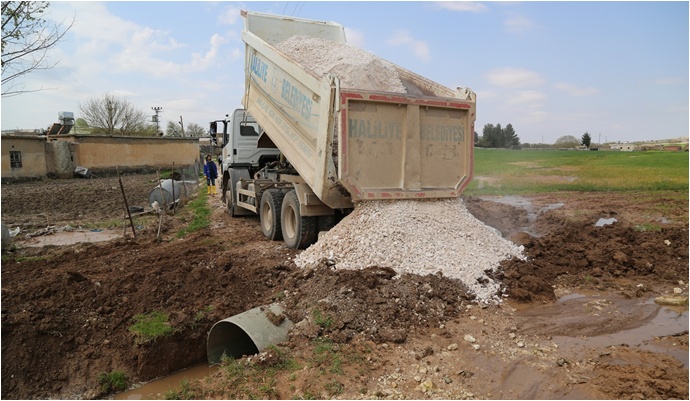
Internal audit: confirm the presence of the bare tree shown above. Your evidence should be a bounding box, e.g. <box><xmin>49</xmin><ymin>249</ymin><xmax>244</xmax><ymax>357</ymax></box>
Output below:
<box><xmin>186</xmin><ymin>122</ymin><xmax>206</xmax><ymax>137</ymax></box>
<box><xmin>79</xmin><ymin>93</ymin><xmax>150</xmax><ymax>136</ymax></box>
<box><xmin>2</xmin><ymin>1</ymin><xmax>74</xmax><ymax>97</ymax></box>
<box><xmin>165</xmin><ymin>120</ymin><xmax>182</xmax><ymax>137</ymax></box>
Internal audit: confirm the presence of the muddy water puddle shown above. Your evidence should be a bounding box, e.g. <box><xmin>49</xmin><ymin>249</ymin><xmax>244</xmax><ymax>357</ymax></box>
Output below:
<box><xmin>18</xmin><ymin>229</ymin><xmax>121</xmax><ymax>247</ymax></box>
<box><xmin>113</xmin><ymin>364</ymin><xmax>217</xmax><ymax>400</ymax></box>
<box><xmin>515</xmin><ymin>291</ymin><xmax>689</xmax><ymax>366</ymax></box>
<box><xmin>478</xmin><ymin>195</ymin><xmax>564</xmax><ymax>237</ymax></box>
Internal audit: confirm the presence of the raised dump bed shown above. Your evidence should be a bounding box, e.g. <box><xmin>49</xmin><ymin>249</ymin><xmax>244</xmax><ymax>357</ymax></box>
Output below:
<box><xmin>241</xmin><ymin>10</ymin><xmax>476</xmax><ymax>206</ymax></box>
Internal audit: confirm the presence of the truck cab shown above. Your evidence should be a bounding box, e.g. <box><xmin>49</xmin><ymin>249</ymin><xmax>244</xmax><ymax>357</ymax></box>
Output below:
<box><xmin>213</xmin><ymin>108</ymin><xmax>279</xmax><ymax>172</ymax></box>
<box><xmin>213</xmin><ymin>109</ymin><xmax>280</xmax><ymax>204</ymax></box>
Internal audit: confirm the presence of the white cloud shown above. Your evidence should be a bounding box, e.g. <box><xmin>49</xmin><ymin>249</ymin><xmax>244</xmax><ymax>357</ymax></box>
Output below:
<box><xmin>485</xmin><ymin>68</ymin><xmax>546</xmax><ymax>88</ymax></box>
<box><xmin>504</xmin><ymin>14</ymin><xmax>535</xmax><ymax>34</ymax></box>
<box><xmin>386</xmin><ymin>30</ymin><xmax>431</xmax><ymax>63</ymax></box>
<box><xmin>434</xmin><ymin>1</ymin><xmax>488</xmax><ymax>13</ymax></box>
<box><xmin>655</xmin><ymin>77</ymin><xmax>686</xmax><ymax>85</ymax></box>
<box><xmin>524</xmin><ymin>110</ymin><xmax>548</xmax><ymax>123</ymax></box>
<box><xmin>218</xmin><ymin>5</ymin><xmax>243</xmax><ymax>25</ymax></box>
<box><xmin>190</xmin><ymin>33</ymin><xmax>228</xmax><ymax>69</ymax></box>
<box><xmin>553</xmin><ymin>82</ymin><xmax>599</xmax><ymax>96</ymax></box>
<box><xmin>506</xmin><ymin>90</ymin><xmax>547</xmax><ymax>106</ymax></box>
<box><xmin>345</xmin><ymin>27</ymin><xmax>365</xmax><ymax>48</ymax></box>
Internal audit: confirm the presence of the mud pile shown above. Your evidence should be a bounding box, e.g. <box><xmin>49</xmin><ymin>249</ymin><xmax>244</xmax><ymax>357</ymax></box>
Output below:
<box><xmin>294</xmin><ymin>198</ymin><xmax>525</xmax><ymax>303</ymax></box>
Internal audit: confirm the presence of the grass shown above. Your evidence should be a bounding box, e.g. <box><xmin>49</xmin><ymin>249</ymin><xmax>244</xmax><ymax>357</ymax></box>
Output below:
<box><xmin>163</xmin><ymin>378</ymin><xmax>197</xmax><ymax>400</ymax></box>
<box><xmin>129</xmin><ymin>311</ymin><xmax>175</xmax><ymax>344</ymax></box>
<box><xmin>311</xmin><ymin>308</ymin><xmax>333</xmax><ymax>329</ymax></box>
<box><xmin>465</xmin><ymin>148</ymin><xmax>689</xmax><ymax>195</ymax></box>
<box><xmin>176</xmin><ymin>188</ymin><xmax>211</xmax><ymax>238</ymax></box>
<box><xmin>311</xmin><ymin>338</ymin><xmax>344</xmax><ymax>375</ymax></box>
<box><xmin>211</xmin><ymin>346</ymin><xmax>300</xmax><ymax>399</ymax></box>
<box><xmin>194</xmin><ymin>305</ymin><xmax>214</xmax><ymax>322</ymax></box>
<box><xmin>97</xmin><ymin>370</ymin><xmax>128</xmax><ymax>394</ymax></box>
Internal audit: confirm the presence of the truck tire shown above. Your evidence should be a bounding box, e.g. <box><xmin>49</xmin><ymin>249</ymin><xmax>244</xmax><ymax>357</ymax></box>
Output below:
<box><xmin>281</xmin><ymin>190</ymin><xmax>317</xmax><ymax>249</ymax></box>
<box><xmin>221</xmin><ymin>175</ymin><xmax>229</xmax><ymax>203</ymax></box>
<box><xmin>226</xmin><ymin>168</ymin><xmax>251</xmax><ymax>217</ymax></box>
<box><xmin>260</xmin><ymin>189</ymin><xmax>284</xmax><ymax>241</ymax></box>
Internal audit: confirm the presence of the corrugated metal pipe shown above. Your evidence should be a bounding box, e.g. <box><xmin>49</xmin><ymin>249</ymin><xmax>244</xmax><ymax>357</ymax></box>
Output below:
<box><xmin>206</xmin><ymin>303</ymin><xmax>293</xmax><ymax>365</ymax></box>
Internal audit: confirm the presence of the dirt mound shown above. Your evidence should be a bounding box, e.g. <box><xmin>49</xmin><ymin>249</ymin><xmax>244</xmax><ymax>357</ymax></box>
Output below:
<box><xmin>281</xmin><ymin>264</ymin><xmax>473</xmax><ymax>344</ymax></box>
<box><xmin>1</xmin><ymin>175</ymin><xmax>687</xmax><ymax>400</ymax></box>
<box><xmin>497</xmin><ymin>217</ymin><xmax>688</xmax><ymax>303</ymax></box>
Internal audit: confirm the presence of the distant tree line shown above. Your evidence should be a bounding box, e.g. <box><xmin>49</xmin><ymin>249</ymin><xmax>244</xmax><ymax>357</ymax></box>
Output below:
<box><xmin>74</xmin><ymin>93</ymin><xmax>207</xmax><ymax>137</ymax></box>
<box><xmin>476</xmin><ymin>123</ymin><xmax>520</xmax><ymax>149</ymax></box>
<box><xmin>520</xmin><ymin>132</ymin><xmax>594</xmax><ymax>149</ymax></box>
<box><xmin>475</xmin><ymin>124</ymin><xmax>597</xmax><ymax>149</ymax></box>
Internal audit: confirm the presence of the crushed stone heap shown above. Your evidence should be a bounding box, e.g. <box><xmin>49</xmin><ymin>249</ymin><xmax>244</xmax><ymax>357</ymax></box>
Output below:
<box><xmin>294</xmin><ymin>198</ymin><xmax>525</xmax><ymax>303</ymax></box>
<box><xmin>276</xmin><ymin>35</ymin><xmax>408</xmax><ymax>93</ymax></box>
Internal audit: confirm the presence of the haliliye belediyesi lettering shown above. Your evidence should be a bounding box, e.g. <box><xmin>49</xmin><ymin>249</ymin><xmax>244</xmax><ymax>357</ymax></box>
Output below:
<box><xmin>348</xmin><ymin>118</ymin><xmax>464</xmax><ymax>143</ymax></box>
<box><xmin>252</xmin><ymin>53</ymin><xmax>313</xmax><ymax>121</ymax></box>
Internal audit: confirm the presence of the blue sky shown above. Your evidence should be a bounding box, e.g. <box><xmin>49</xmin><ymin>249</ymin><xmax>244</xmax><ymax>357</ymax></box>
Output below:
<box><xmin>1</xmin><ymin>1</ymin><xmax>688</xmax><ymax>145</ymax></box>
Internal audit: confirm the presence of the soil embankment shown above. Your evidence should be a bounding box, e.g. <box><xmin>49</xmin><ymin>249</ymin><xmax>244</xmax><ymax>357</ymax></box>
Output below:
<box><xmin>1</xmin><ymin>175</ymin><xmax>687</xmax><ymax>399</ymax></box>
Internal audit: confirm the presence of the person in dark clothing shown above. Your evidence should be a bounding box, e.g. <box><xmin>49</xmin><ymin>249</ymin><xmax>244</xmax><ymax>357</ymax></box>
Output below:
<box><xmin>203</xmin><ymin>154</ymin><xmax>218</xmax><ymax>196</ymax></box>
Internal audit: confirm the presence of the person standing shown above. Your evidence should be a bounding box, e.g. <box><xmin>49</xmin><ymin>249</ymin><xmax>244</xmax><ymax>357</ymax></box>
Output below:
<box><xmin>204</xmin><ymin>154</ymin><xmax>218</xmax><ymax>196</ymax></box>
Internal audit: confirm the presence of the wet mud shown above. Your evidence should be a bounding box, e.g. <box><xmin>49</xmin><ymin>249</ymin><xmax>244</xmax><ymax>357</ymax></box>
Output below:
<box><xmin>1</xmin><ymin>177</ymin><xmax>688</xmax><ymax>399</ymax></box>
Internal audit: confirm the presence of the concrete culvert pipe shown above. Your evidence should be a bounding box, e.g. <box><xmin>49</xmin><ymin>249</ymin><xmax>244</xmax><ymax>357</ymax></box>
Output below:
<box><xmin>206</xmin><ymin>303</ymin><xmax>293</xmax><ymax>365</ymax></box>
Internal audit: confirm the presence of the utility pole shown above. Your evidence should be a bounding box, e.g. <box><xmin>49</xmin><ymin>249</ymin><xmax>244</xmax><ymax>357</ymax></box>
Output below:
<box><xmin>152</xmin><ymin>107</ymin><xmax>163</xmax><ymax>134</ymax></box>
<box><xmin>179</xmin><ymin>115</ymin><xmax>185</xmax><ymax>137</ymax></box>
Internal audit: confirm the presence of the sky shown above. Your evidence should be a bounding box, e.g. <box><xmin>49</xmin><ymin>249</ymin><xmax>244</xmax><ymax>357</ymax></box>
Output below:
<box><xmin>1</xmin><ymin>1</ymin><xmax>688</xmax><ymax>145</ymax></box>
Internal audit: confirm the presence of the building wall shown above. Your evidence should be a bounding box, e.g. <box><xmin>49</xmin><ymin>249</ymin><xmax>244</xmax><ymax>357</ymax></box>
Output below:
<box><xmin>1</xmin><ymin>136</ymin><xmax>49</xmax><ymax>179</ymax></box>
<box><xmin>2</xmin><ymin>135</ymin><xmax>201</xmax><ymax>180</ymax></box>
<box><xmin>66</xmin><ymin>135</ymin><xmax>199</xmax><ymax>171</ymax></box>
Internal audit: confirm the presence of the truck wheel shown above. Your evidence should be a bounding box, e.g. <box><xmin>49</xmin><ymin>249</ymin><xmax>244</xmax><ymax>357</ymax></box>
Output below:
<box><xmin>260</xmin><ymin>189</ymin><xmax>284</xmax><ymax>241</ymax></box>
<box><xmin>226</xmin><ymin>168</ymin><xmax>251</xmax><ymax>217</ymax></box>
<box><xmin>281</xmin><ymin>190</ymin><xmax>317</xmax><ymax>249</ymax></box>
<box><xmin>226</xmin><ymin>184</ymin><xmax>241</xmax><ymax>217</ymax></box>
<box><xmin>221</xmin><ymin>176</ymin><xmax>229</xmax><ymax>203</ymax></box>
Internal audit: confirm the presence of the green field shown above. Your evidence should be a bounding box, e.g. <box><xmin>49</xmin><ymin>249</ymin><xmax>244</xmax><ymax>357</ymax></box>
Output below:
<box><xmin>464</xmin><ymin>148</ymin><xmax>689</xmax><ymax>196</ymax></box>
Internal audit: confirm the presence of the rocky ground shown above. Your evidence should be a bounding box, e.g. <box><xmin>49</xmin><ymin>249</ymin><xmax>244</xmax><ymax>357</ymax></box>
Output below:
<box><xmin>1</xmin><ymin>174</ymin><xmax>688</xmax><ymax>399</ymax></box>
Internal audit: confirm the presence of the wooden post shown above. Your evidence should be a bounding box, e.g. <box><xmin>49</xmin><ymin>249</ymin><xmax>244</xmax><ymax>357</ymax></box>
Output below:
<box><xmin>117</xmin><ymin>167</ymin><xmax>136</xmax><ymax>239</ymax></box>
<box><xmin>171</xmin><ymin>162</ymin><xmax>176</xmax><ymax>215</ymax></box>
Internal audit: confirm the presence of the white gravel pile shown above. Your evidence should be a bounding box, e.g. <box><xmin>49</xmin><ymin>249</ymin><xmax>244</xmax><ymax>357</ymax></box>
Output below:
<box><xmin>276</xmin><ymin>36</ymin><xmax>407</xmax><ymax>93</ymax></box>
<box><xmin>294</xmin><ymin>198</ymin><xmax>525</xmax><ymax>303</ymax></box>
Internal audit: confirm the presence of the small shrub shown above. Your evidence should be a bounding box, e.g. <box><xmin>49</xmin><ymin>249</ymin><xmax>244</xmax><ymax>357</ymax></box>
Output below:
<box><xmin>129</xmin><ymin>311</ymin><xmax>174</xmax><ymax>344</ymax></box>
<box><xmin>98</xmin><ymin>370</ymin><xmax>128</xmax><ymax>394</ymax></box>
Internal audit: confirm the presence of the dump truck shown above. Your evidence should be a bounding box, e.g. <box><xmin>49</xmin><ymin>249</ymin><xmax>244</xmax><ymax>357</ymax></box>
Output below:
<box><xmin>219</xmin><ymin>10</ymin><xmax>476</xmax><ymax>249</ymax></box>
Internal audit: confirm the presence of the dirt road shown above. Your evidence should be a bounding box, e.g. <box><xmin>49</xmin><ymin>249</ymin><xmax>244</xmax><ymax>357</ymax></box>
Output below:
<box><xmin>1</xmin><ymin>175</ymin><xmax>688</xmax><ymax>399</ymax></box>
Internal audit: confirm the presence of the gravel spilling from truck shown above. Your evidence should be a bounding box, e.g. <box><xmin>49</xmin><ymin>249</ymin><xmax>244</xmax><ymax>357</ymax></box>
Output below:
<box><xmin>294</xmin><ymin>198</ymin><xmax>525</xmax><ymax>303</ymax></box>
